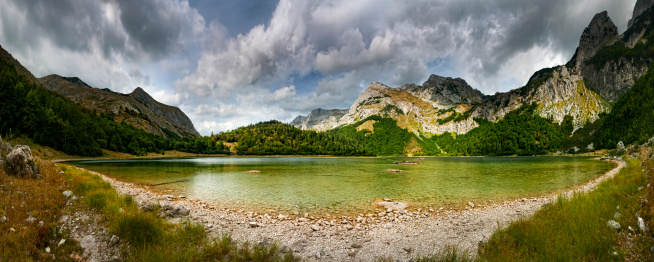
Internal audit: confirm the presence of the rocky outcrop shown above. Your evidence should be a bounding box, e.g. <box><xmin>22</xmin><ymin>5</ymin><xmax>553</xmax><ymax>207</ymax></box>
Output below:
<box><xmin>578</xmin><ymin>7</ymin><xmax>653</xmax><ymax>102</ymax></box>
<box><xmin>291</xmin><ymin>108</ymin><xmax>348</xmax><ymax>131</ymax></box>
<box><xmin>5</xmin><ymin>145</ymin><xmax>38</xmax><ymax>178</ymax></box>
<box><xmin>39</xmin><ymin>75</ymin><xmax>200</xmax><ymax>138</ymax></box>
<box><xmin>580</xmin><ymin>57</ymin><xmax>648</xmax><ymax>102</ymax></box>
<box><xmin>570</xmin><ymin>11</ymin><xmax>619</xmax><ymax>68</ymax></box>
<box><xmin>293</xmin><ymin>77</ymin><xmax>483</xmax><ymax>135</ymax></box>
<box><xmin>628</xmin><ymin>0</ymin><xmax>654</xmax><ymax>28</ymax></box>
<box><xmin>399</xmin><ymin>75</ymin><xmax>484</xmax><ymax>108</ymax></box>
<box><xmin>129</xmin><ymin>87</ymin><xmax>199</xmax><ymax>137</ymax></box>
<box><xmin>472</xmin><ymin>66</ymin><xmax>610</xmax><ymax>130</ymax></box>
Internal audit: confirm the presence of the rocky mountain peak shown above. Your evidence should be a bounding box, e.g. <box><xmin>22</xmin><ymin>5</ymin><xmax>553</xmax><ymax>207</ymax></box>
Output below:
<box><xmin>628</xmin><ymin>0</ymin><xmax>654</xmax><ymax>28</ymax></box>
<box><xmin>290</xmin><ymin>108</ymin><xmax>349</xmax><ymax>131</ymax></box>
<box><xmin>570</xmin><ymin>11</ymin><xmax>618</xmax><ymax>68</ymax></box>
<box><xmin>400</xmin><ymin>74</ymin><xmax>484</xmax><ymax>107</ymax></box>
<box><xmin>39</xmin><ymin>75</ymin><xmax>200</xmax><ymax>137</ymax></box>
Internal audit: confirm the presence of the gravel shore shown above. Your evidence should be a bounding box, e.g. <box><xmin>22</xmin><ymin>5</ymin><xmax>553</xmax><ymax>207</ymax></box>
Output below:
<box><xmin>80</xmin><ymin>158</ymin><xmax>624</xmax><ymax>261</ymax></box>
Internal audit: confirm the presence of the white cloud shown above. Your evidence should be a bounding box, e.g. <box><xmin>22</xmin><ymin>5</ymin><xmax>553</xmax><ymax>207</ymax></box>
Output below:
<box><xmin>0</xmin><ymin>0</ymin><xmax>639</xmax><ymax>135</ymax></box>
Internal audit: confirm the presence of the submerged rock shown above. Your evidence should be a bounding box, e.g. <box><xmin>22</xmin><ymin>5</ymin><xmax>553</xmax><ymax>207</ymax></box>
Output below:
<box><xmin>378</xmin><ymin>201</ymin><xmax>408</xmax><ymax>211</ymax></box>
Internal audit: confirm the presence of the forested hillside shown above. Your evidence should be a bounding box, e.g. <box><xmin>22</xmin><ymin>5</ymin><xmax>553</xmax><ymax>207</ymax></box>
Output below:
<box><xmin>432</xmin><ymin>103</ymin><xmax>574</xmax><ymax>156</ymax></box>
<box><xmin>214</xmin><ymin>120</ymin><xmax>370</xmax><ymax>155</ymax></box>
<box><xmin>595</xmin><ymin>66</ymin><xmax>654</xmax><ymax>148</ymax></box>
<box><xmin>0</xmin><ymin>59</ymin><xmax>228</xmax><ymax>156</ymax></box>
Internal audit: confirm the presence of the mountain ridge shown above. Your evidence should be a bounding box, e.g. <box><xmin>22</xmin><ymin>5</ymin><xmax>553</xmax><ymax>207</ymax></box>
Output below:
<box><xmin>292</xmin><ymin>4</ymin><xmax>652</xmax><ymax>137</ymax></box>
<box><xmin>38</xmin><ymin>74</ymin><xmax>200</xmax><ymax>138</ymax></box>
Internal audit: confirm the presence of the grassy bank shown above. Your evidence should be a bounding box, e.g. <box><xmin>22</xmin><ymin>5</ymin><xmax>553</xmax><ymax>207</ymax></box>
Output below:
<box><xmin>62</xmin><ymin>165</ymin><xmax>297</xmax><ymax>262</ymax></box>
<box><xmin>410</xmin><ymin>155</ymin><xmax>654</xmax><ymax>261</ymax></box>
<box><xmin>0</xmin><ymin>155</ymin><xmax>295</xmax><ymax>261</ymax></box>
<box><xmin>0</xmin><ymin>160</ymin><xmax>84</xmax><ymax>260</ymax></box>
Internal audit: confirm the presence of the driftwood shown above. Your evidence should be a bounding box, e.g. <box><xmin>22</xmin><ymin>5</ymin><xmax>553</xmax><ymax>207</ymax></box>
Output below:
<box><xmin>393</xmin><ymin>161</ymin><xmax>420</xmax><ymax>165</ymax></box>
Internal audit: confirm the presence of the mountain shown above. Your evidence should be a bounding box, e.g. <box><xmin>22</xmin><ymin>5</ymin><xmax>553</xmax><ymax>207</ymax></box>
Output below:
<box><xmin>293</xmin><ymin>75</ymin><xmax>485</xmax><ymax>135</ymax></box>
<box><xmin>293</xmin><ymin>4</ymin><xmax>654</xmax><ymax>137</ymax></box>
<box><xmin>290</xmin><ymin>108</ymin><xmax>348</xmax><ymax>131</ymax></box>
<box><xmin>39</xmin><ymin>75</ymin><xmax>200</xmax><ymax>138</ymax></box>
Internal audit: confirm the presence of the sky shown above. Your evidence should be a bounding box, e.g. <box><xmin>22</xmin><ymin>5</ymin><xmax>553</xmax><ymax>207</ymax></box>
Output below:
<box><xmin>0</xmin><ymin>0</ymin><xmax>638</xmax><ymax>135</ymax></box>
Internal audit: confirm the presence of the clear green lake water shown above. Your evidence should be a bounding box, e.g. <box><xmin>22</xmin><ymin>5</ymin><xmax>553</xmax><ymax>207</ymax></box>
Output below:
<box><xmin>68</xmin><ymin>156</ymin><xmax>615</xmax><ymax>215</ymax></box>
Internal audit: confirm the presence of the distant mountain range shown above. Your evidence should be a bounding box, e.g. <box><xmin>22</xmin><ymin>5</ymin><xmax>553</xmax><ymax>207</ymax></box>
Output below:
<box><xmin>293</xmin><ymin>1</ymin><xmax>654</xmax><ymax>140</ymax></box>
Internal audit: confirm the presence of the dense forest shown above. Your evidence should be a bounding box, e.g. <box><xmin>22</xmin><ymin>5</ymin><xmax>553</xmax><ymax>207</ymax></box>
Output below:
<box><xmin>595</xmin><ymin>66</ymin><xmax>654</xmax><ymax>149</ymax></box>
<box><xmin>213</xmin><ymin>105</ymin><xmax>575</xmax><ymax>157</ymax></box>
<box><xmin>431</xmin><ymin>103</ymin><xmax>574</xmax><ymax>156</ymax></box>
<box><xmin>0</xmin><ymin>60</ymin><xmax>229</xmax><ymax>157</ymax></box>
<box><xmin>329</xmin><ymin>116</ymin><xmax>439</xmax><ymax>156</ymax></box>
<box><xmin>214</xmin><ymin>120</ymin><xmax>369</xmax><ymax>155</ymax></box>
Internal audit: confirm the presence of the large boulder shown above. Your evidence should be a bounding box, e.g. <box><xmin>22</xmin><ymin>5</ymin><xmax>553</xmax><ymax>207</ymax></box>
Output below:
<box><xmin>5</xmin><ymin>145</ymin><xmax>38</xmax><ymax>178</ymax></box>
<box><xmin>616</xmin><ymin>141</ymin><xmax>626</xmax><ymax>155</ymax></box>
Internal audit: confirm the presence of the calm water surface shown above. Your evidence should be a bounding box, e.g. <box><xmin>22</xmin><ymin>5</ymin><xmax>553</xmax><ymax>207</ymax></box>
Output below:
<box><xmin>68</xmin><ymin>156</ymin><xmax>615</xmax><ymax>214</ymax></box>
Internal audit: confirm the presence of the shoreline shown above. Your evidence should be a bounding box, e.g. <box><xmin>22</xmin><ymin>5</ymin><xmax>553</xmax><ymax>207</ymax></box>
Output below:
<box><xmin>72</xmin><ymin>158</ymin><xmax>625</xmax><ymax>261</ymax></box>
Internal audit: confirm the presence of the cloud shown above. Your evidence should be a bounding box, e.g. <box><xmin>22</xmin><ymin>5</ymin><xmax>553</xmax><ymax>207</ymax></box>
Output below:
<box><xmin>0</xmin><ymin>0</ymin><xmax>638</xmax><ymax>135</ymax></box>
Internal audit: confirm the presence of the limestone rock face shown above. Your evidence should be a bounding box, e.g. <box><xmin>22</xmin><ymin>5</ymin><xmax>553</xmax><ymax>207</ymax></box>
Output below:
<box><xmin>292</xmin><ymin>76</ymin><xmax>484</xmax><ymax>135</ymax></box>
<box><xmin>580</xmin><ymin>57</ymin><xmax>648</xmax><ymax>102</ymax></box>
<box><xmin>628</xmin><ymin>0</ymin><xmax>654</xmax><ymax>28</ymax></box>
<box><xmin>5</xmin><ymin>145</ymin><xmax>38</xmax><ymax>178</ymax></box>
<box><xmin>472</xmin><ymin>66</ymin><xmax>610</xmax><ymax>131</ymax></box>
<box><xmin>578</xmin><ymin>6</ymin><xmax>653</xmax><ymax>102</ymax></box>
<box><xmin>570</xmin><ymin>11</ymin><xmax>618</xmax><ymax>68</ymax></box>
<box><xmin>399</xmin><ymin>75</ymin><xmax>483</xmax><ymax>108</ymax></box>
<box><xmin>291</xmin><ymin>108</ymin><xmax>348</xmax><ymax>131</ymax></box>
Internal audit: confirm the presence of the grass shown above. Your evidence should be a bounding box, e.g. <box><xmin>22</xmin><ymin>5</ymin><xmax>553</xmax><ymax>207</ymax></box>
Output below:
<box><xmin>0</xmin><ymin>159</ymin><xmax>84</xmax><ymax>261</ymax></box>
<box><xmin>479</xmin><ymin>157</ymin><xmax>652</xmax><ymax>261</ymax></box>
<box><xmin>418</xmin><ymin>155</ymin><xmax>652</xmax><ymax>261</ymax></box>
<box><xmin>62</xmin><ymin>166</ymin><xmax>297</xmax><ymax>262</ymax></box>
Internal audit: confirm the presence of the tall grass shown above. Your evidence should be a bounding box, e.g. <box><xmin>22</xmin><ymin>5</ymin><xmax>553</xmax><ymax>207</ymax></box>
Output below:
<box><xmin>63</xmin><ymin>166</ymin><xmax>296</xmax><ymax>261</ymax></box>
<box><xmin>478</xmin><ymin>159</ymin><xmax>648</xmax><ymax>261</ymax></box>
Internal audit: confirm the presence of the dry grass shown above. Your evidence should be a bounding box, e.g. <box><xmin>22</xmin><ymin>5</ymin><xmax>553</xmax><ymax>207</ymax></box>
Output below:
<box><xmin>0</xmin><ymin>159</ymin><xmax>83</xmax><ymax>261</ymax></box>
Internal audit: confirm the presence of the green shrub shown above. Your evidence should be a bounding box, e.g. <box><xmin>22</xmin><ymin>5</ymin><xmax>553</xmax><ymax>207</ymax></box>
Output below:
<box><xmin>113</xmin><ymin>212</ymin><xmax>163</xmax><ymax>247</ymax></box>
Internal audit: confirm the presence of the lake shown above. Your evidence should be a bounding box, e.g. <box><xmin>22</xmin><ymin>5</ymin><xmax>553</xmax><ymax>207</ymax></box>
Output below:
<box><xmin>68</xmin><ymin>156</ymin><xmax>615</xmax><ymax>215</ymax></box>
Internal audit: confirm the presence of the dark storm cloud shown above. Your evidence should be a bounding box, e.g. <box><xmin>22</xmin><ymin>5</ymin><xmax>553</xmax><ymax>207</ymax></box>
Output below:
<box><xmin>115</xmin><ymin>0</ymin><xmax>184</xmax><ymax>59</ymax></box>
<box><xmin>2</xmin><ymin>0</ymin><xmax>202</xmax><ymax>63</ymax></box>
<box><xmin>1</xmin><ymin>0</ymin><xmax>115</xmax><ymax>54</ymax></box>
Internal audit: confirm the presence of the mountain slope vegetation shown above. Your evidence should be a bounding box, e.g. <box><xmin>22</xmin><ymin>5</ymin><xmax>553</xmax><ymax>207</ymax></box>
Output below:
<box><xmin>0</xmin><ymin>58</ymin><xmax>227</xmax><ymax>157</ymax></box>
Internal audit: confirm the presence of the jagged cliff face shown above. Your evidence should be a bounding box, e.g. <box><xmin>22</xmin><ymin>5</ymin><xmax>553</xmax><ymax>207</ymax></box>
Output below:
<box><xmin>579</xmin><ymin>6</ymin><xmax>654</xmax><ymax>102</ymax></box>
<box><xmin>39</xmin><ymin>75</ymin><xmax>200</xmax><ymax>138</ymax></box>
<box><xmin>290</xmin><ymin>108</ymin><xmax>348</xmax><ymax>131</ymax></box>
<box><xmin>629</xmin><ymin>0</ymin><xmax>654</xmax><ymax>28</ymax></box>
<box><xmin>570</xmin><ymin>11</ymin><xmax>619</xmax><ymax>68</ymax></box>
<box><xmin>472</xmin><ymin>66</ymin><xmax>610</xmax><ymax>130</ymax></box>
<box><xmin>293</xmin><ymin>3</ymin><xmax>654</xmax><ymax>136</ymax></box>
<box><xmin>399</xmin><ymin>75</ymin><xmax>484</xmax><ymax>109</ymax></box>
<box><xmin>293</xmin><ymin>76</ymin><xmax>483</xmax><ymax>135</ymax></box>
